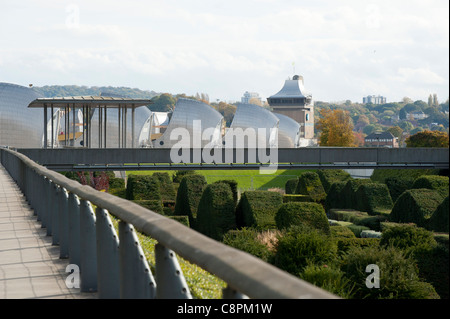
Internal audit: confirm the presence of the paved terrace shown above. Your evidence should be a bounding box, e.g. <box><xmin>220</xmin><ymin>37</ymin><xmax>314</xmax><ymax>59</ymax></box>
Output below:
<box><xmin>0</xmin><ymin>164</ymin><xmax>95</xmax><ymax>299</ymax></box>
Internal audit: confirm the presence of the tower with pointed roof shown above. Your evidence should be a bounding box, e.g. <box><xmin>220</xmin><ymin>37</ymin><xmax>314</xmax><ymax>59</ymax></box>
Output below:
<box><xmin>267</xmin><ymin>75</ymin><xmax>315</xmax><ymax>140</ymax></box>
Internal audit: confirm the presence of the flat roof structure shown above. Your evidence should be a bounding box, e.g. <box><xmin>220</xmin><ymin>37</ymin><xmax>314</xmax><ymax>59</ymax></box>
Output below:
<box><xmin>28</xmin><ymin>96</ymin><xmax>153</xmax><ymax>149</ymax></box>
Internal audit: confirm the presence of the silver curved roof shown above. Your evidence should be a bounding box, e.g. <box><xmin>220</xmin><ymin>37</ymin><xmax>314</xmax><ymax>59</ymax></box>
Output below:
<box><xmin>273</xmin><ymin>113</ymin><xmax>301</xmax><ymax>148</ymax></box>
<box><xmin>224</xmin><ymin>103</ymin><xmax>279</xmax><ymax>148</ymax></box>
<box><xmin>268</xmin><ymin>75</ymin><xmax>311</xmax><ymax>99</ymax></box>
<box><xmin>0</xmin><ymin>83</ymin><xmax>47</xmax><ymax>148</ymax></box>
<box><xmin>153</xmin><ymin>98</ymin><xmax>224</xmax><ymax>148</ymax></box>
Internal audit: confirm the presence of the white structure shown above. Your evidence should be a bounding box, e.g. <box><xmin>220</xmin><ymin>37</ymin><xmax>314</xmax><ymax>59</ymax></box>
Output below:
<box><xmin>241</xmin><ymin>91</ymin><xmax>262</xmax><ymax>105</ymax></box>
<box><xmin>363</xmin><ymin>95</ymin><xmax>386</xmax><ymax>104</ymax></box>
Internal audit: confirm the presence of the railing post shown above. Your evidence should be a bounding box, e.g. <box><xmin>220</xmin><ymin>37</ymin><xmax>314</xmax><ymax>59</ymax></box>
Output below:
<box><xmin>41</xmin><ymin>177</ymin><xmax>50</xmax><ymax>230</ymax></box>
<box><xmin>155</xmin><ymin>243</ymin><xmax>192</xmax><ymax>299</ymax></box>
<box><xmin>118</xmin><ymin>221</ymin><xmax>156</xmax><ymax>299</ymax></box>
<box><xmin>46</xmin><ymin>179</ymin><xmax>53</xmax><ymax>236</ymax></box>
<box><xmin>58</xmin><ymin>187</ymin><xmax>69</xmax><ymax>259</ymax></box>
<box><xmin>96</xmin><ymin>207</ymin><xmax>120</xmax><ymax>299</ymax></box>
<box><xmin>51</xmin><ymin>183</ymin><xmax>60</xmax><ymax>246</ymax></box>
<box><xmin>79</xmin><ymin>199</ymin><xmax>97</xmax><ymax>293</ymax></box>
<box><xmin>68</xmin><ymin>192</ymin><xmax>81</xmax><ymax>267</ymax></box>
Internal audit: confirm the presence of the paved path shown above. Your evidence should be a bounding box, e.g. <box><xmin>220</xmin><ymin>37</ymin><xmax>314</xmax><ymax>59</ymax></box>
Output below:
<box><xmin>0</xmin><ymin>164</ymin><xmax>95</xmax><ymax>299</ymax></box>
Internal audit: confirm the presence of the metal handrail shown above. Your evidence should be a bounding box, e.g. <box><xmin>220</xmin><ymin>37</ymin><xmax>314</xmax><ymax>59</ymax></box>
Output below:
<box><xmin>0</xmin><ymin>147</ymin><xmax>337</xmax><ymax>299</ymax></box>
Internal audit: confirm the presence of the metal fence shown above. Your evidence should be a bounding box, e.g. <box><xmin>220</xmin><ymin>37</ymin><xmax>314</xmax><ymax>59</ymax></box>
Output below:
<box><xmin>0</xmin><ymin>147</ymin><xmax>337</xmax><ymax>299</ymax></box>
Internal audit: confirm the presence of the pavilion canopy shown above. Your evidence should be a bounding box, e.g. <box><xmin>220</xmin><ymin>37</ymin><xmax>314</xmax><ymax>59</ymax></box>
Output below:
<box><xmin>28</xmin><ymin>96</ymin><xmax>153</xmax><ymax>108</ymax></box>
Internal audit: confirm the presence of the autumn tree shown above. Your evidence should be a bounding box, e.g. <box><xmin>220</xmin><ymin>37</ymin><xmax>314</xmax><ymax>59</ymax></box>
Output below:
<box><xmin>316</xmin><ymin>109</ymin><xmax>355</xmax><ymax>147</ymax></box>
<box><xmin>406</xmin><ymin>130</ymin><xmax>449</xmax><ymax>148</ymax></box>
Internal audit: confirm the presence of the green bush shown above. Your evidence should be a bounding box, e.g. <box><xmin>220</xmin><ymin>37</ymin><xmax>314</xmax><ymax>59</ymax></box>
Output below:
<box><xmin>355</xmin><ymin>183</ymin><xmax>393</xmax><ymax>215</ymax></box>
<box><xmin>285</xmin><ymin>178</ymin><xmax>299</xmax><ymax>195</ymax></box>
<box><xmin>370</xmin><ymin>168</ymin><xmax>439</xmax><ymax>183</ymax></box>
<box><xmin>195</xmin><ymin>183</ymin><xmax>236</xmax><ymax>241</ymax></box>
<box><xmin>222</xmin><ymin>228</ymin><xmax>272</xmax><ymax>262</ymax></box>
<box><xmin>340</xmin><ymin>246</ymin><xmax>440</xmax><ymax>299</ymax></box>
<box><xmin>275</xmin><ymin>202</ymin><xmax>330</xmax><ymax>234</ymax></box>
<box><xmin>152</xmin><ymin>172</ymin><xmax>176</xmax><ymax>201</ymax></box>
<box><xmin>380</xmin><ymin>224</ymin><xmax>437</xmax><ymax>253</ymax></box>
<box><xmin>235</xmin><ymin>190</ymin><xmax>283</xmax><ymax>230</ymax></box>
<box><xmin>282</xmin><ymin>194</ymin><xmax>313</xmax><ymax>203</ymax></box>
<box><xmin>126</xmin><ymin>175</ymin><xmax>161</xmax><ymax>201</ymax></box>
<box><xmin>384</xmin><ymin>176</ymin><xmax>415</xmax><ymax>202</ymax></box>
<box><xmin>328</xmin><ymin>209</ymin><xmax>387</xmax><ymax>231</ymax></box>
<box><xmin>346</xmin><ymin>224</ymin><xmax>371</xmax><ymax>237</ymax></box>
<box><xmin>412</xmin><ymin>175</ymin><xmax>449</xmax><ymax>197</ymax></box>
<box><xmin>335</xmin><ymin>237</ymin><xmax>380</xmax><ymax>255</ymax></box>
<box><xmin>317</xmin><ymin>169</ymin><xmax>351</xmax><ymax>193</ymax></box>
<box><xmin>429</xmin><ymin>196</ymin><xmax>449</xmax><ymax>232</ymax></box>
<box><xmin>295</xmin><ymin>172</ymin><xmax>326</xmax><ymax>202</ymax></box>
<box><xmin>108</xmin><ymin>187</ymin><xmax>127</xmax><ymax>199</ymax></box>
<box><xmin>172</xmin><ymin>170</ymin><xmax>196</xmax><ymax>183</ymax></box>
<box><xmin>214</xmin><ymin>180</ymin><xmax>238</xmax><ymax>206</ymax></box>
<box><xmin>174</xmin><ymin>174</ymin><xmax>207</xmax><ymax>228</ymax></box>
<box><xmin>389</xmin><ymin>189</ymin><xmax>445</xmax><ymax>228</ymax></box>
<box><xmin>325</xmin><ymin>181</ymin><xmax>347</xmax><ymax>212</ymax></box>
<box><xmin>273</xmin><ymin>228</ymin><xmax>337</xmax><ymax>276</ymax></box>
<box><xmin>168</xmin><ymin>215</ymin><xmax>190</xmax><ymax>228</ymax></box>
<box><xmin>340</xmin><ymin>179</ymin><xmax>373</xmax><ymax>209</ymax></box>
<box><xmin>109</xmin><ymin>177</ymin><xmax>125</xmax><ymax>189</ymax></box>
<box><xmin>132</xmin><ymin>199</ymin><xmax>164</xmax><ymax>214</ymax></box>
<box><xmin>330</xmin><ymin>225</ymin><xmax>356</xmax><ymax>238</ymax></box>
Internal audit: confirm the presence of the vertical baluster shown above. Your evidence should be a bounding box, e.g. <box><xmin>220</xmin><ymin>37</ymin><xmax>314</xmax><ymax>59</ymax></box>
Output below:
<box><xmin>79</xmin><ymin>199</ymin><xmax>97</xmax><ymax>293</ymax></box>
<box><xmin>68</xmin><ymin>192</ymin><xmax>80</xmax><ymax>267</ymax></box>
<box><xmin>96</xmin><ymin>207</ymin><xmax>120</xmax><ymax>298</ymax></box>
<box><xmin>46</xmin><ymin>179</ymin><xmax>53</xmax><ymax>236</ymax></box>
<box><xmin>155</xmin><ymin>243</ymin><xmax>192</xmax><ymax>299</ymax></box>
<box><xmin>58</xmin><ymin>187</ymin><xmax>69</xmax><ymax>259</ymax></box>
<box><xmin>51</xmin><ymin>184</ymin><xmax>60</xmax><ymax>246</ymax></box>
<box><xmin>119</xmin><ymin>221</ymin><xmax>156</xmax><ymax>299</ymax></box>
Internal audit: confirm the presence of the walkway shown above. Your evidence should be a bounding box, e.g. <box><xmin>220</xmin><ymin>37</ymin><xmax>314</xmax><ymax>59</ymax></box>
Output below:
<box><xmin>0</xmin><ymin>164</ymin><xmax>95</xmax><ymax>299</ymax></box>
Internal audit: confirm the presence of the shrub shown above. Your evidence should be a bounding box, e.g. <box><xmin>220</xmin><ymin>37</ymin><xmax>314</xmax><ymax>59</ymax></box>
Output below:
<box><xmin>126</xmin><ymin>175</ymin><xmax>161</xmax><ymax>201</ymax></box>
<box><xmin>340</xmin><ymin>179</ymin><xmax>373</xmax><ymax>209</ymax></box>
<box><xmin>152</xmin><ymin>172</ymin><xmax>176</xmax><ymax>201</ymax></box>
<box><xmin>109</xmin><ymin>177</ymin><xmax>125</xmax><ymax>189</ymax></box>
<box><xmin>346</xmin><ymin>224</ymin><xmax>371</xmax><ymax>238</ymax></box>
<box><xmin>317</xmin><ymin>169</ymin><xmax>351</xmax><ymax>193</ymax></box>
<box><xmin>295</xmin><ymin>172</ymin><xmax>326</xmax><ymax>202</ymax></box>
<box><xmin>324</xmin><ymin>181</ymin><xmax>347</xmax><ymax>212</ymax></box>
<box><xmin>429</xmin><ymin>196</ymin><xmax>449</xmax><ymax>232</ymax></box>
<box><xmin>108</xmin><ymin>187</ymin><xmax>127</xmax><ymax>199</ymax></box>
<box><xmin>384</xmin><ymin>176</ymin><xmax>415</xmax><ymax>202</ymax></box>
<box><xmin>195</xmin><ymin>183</ymin><xmax>236</xmax><ymax>241</ymax></box>
<box><xmin>336</xmin><ymin>238</ymin><xmax>379</xmax><ymax>255</ymax></box>
<box><xmin>282</xmin><ymin>194</ymin><xmax>313</xmax><ymax>203</ymax></box>
<box><xmin>370</xmin><ymin>168</ymin><xmax>439</xmax><ymax>183</ymax></box>
<box><xmin>172</xmin><ymin>170</ymin><xmax>196</xmax><ymax>183</ymax></box>
<box><xmin>330</xmin><ymin>225</ymin><xmax>356</xmax><ymax>239</ymax></box>
<box><xmin>340</xmin><ymin>246</ymin><xmax>439</xmax><ymax>299</ymax></box>
<box><xmin>380</xmin><ymin>224</ymin><xmax>437</xmax><ymax>253</ymax></box>
<box><xmin>285</xmin><ymin>178</ymin><xmax>299</xmax><ymax>195</ymax></box>
<box><xmin>273</xmin><ymin>228</ymin><xmax>337</xmax><ymax>276</ymax></box>
<box><xmin>222</xmin><ymin>228</ymin><xmax>272</xmax><ymax>262</ymax></box>
<box><xmin>214</xmin><ymin>180</ymin><xmax>238</xmax><ymax>205</ymax></box>
<box><xmin>168</xmin><ymin>215</ymin><xmax>190</xmax><ymax>228</ymax></box>
<box><xmin>328</xmin><ymin>209</ymin><xmax>387</xmax><ymax>231</ymax></box>
<box><xmin>389</xmin><ymin>189</ymin><xmax>445</xmax><ymax>228</ymax></box>
<box><xmin>412</xmin><ymin>175</ymin><xmax>449</xmax><ymax>198</ymax></box>
<box><xmin>235</xmin><ymin>191</ymin><xmax>283</xmax><ymax>230</ymax></box>
<box><xmin>132</xmin><ymin>200</ymin><xmax>164</xmax><ymax>214</ymax></box>
<box><xmin>174</xmin><ymin>174</ymin><xmax>207</xmax><ymax>228</ymax></box>
<box><xmin>355</xmin><ymin>183</ymin><xmax>393</xmax><ymax>215</ymax></box>
<box><xmin>275</xmin><ymin>202</ymin><xmax>330</xmax><ymax>234</ymax></box>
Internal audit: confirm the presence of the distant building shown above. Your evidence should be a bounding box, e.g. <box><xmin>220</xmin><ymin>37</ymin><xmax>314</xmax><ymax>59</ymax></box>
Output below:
<box><xmin>363</xmin><ymin>95</ymin><xmax>386</xmax><ymax>104</ymax></box>
<box><xmin>241</xmin><ymin>91</ymin><xmax>262</xmax><ymax>104</ymax></box>
<box><xmin>365</xmin><ymin>131</ymin><xmax>399</xmax><ymax>148</ymax></box>
<box><xmin>267</xmin><ymin>75</ymin><xmax>315</xmax><ymax>142</ymax></box>
<box><xmin>407</xmin><ymin>111</ymin><xmax>428</xmax><ymax>121</ymax></box>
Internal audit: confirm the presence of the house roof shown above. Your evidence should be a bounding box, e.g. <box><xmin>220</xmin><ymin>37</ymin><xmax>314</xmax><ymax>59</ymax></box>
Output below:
<box><xmin>365</xmin><ymin>131</ymin><xmax>395</xmax><ymax>140</ymax></box>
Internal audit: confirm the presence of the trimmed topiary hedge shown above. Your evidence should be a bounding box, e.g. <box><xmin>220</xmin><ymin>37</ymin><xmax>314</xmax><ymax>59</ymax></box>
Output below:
<box><xmin>214</xmin><ymin>180</ymin><xmax>238</xmax><ymax>206</ymax></box>
<box><xmin>282</xmin><ymin>194</ymin><xmax>313</xmax><ymax>203</ymax></box>
<box><xmin>195</xmin><ymin>182</ymin><xmax>236</xmax><ymax>241</ymax></box>
<box><xmin>340</xmin><ymin>179</ymin><xmax>373</xmax><ymax>210</ymax></box>
<box><xmin>168</xmin><ymin>215</ymin><xmax>190</xmax><ymax>228</ymax></box>
<box><xmin>412</xmin><ymin>175</ymin><xmax>449</xmax><ymax>198</ymax></box>
<box><xmin>328</xmin><ymin>209</ymin><xmax>388</xmax><ymax>231</ymax></box>
<box><xmin>317</xmin><ymin>169</ymin><xmax>351</xmax><ymax>193</ymax></box>
<box><xmin>380</xmin><ymin>224</ymin><xmax>437</xmax><ymax>252</ymax></box>
<box><xmin>174</xmin><ymin>174</ymin><xmax>207</xmax><ymax>228</ymax></box>
<box><xmin>126</xmin><ymin>175</ymin><xmax>161</xmax><ymax>201</ymax></box>
<box><xmin>152</xmin><ymin>172</ymin><xmax>176</xmax><ymax>201</ymax></box>
<box><xmin>384</xmin><ymin>176</ymin><xmax>415</xmax><ymax>203</ymax></box>
<box><xmin>285</xmin><ymin>178</ymin><xmax>299</xmax><ymax>195</ymax></box>
<box><xmin>275</xmin><ymin>202</ymin><xmax>330</xmax><ymax>234</ymax></box>
<box><xmin>295</xmin><ymin>171</ymin><xmax>326</xmax><ymax>203</ymax></box>
<box><xmin>335</xmin><ymin>237</ymin><xmax>380</xmax><ymax>255</ymax></box>
<box><xmin>389</xmin><ymin>189</ymin><xmax>445</xmax><ymax>228</ymax></box>
<box><xmin>428</xmin><ymin>196</ymin><xmax>449</xmax><ymax>232</ymax></box>
<box><xmin>109</xmin><ymin>177</ymin><xmax>125</xmax><ymax>189</ymax></box>
<box><xmin>330</xmin><ymin>225</ymin><xmax>356</xmax><ymax>239</ymax></box>
<box><xmin>236</xmin><ymin>190</ymin><xmax>283</xmax><ymax>230</ymax></box>
<box><xmin>325</xmin><ymin>181</ymin><xmax>347</xmax><ymax>212</ymax></box>
<box><xmin>222</xmin><ymin>228</ymin><xmax>272</xmax><ymax>262</ymax></box>
<box><xmin>132</xmin><ymin>199</ymin><xmax>164</xmax><ymax>214</ymax></box>
<box><xmin>355</xmin><ymin>183</ymin><xmax>393</xmax><ymax>215</ymax></box>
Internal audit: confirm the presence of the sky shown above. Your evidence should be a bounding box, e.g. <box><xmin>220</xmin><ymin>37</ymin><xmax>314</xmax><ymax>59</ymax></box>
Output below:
<box><xmin>0</xmin><ymin>0</ymin><xmax>448</xmax><ymax>104</ymax></box>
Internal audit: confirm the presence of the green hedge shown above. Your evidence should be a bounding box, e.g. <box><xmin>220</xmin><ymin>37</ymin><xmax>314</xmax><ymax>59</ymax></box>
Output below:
<box><xmin>317</xmin><ymin>169</ymin><xmax>351</xmax><ymax>193</ymax></box>
<box><xmin>380</xmin><ymin>224</ymin><xmax>437</xmax><ymax>252</ymax></box>
<box><xmin>295</xmin><ymin>171</ymin><xmax>326</xmax><ymax>203</ymax></box>
<box><xmin>109</xmin><ymin>177</ymin><xmax>125</xmax><ymax>189</ymax></box>
<box><xmin>174</xmin><ymin>174</ymin><xmax>207</xmax><ymax>228</ymax></box>
<box><xmin>275</xmin><ymin>202</ymin><xmax>330</xmax><ymax>234</ymax></box>
<box><xmin>335</xmin><ymin>237</ymin><xmax>380</xmax><ymax>255</ymax></box>
<box><xmin>370</xmin><ymin>168</ymin><xmax>440</xmax><ymax>183</ymax></box>
<box><xmin>126</xmin><ymin>175</ymin><xmax>161</xmax><ymax>201</ymax></box>
<box><xmin>355</xmin><ymin>183</ymin><xmax>393</xmax><ymax>215</ymax></box>
<box><xmin>152</xmin><ymin>172</ymin><xmax>176</xmax><ymax>201</ymax></box>
<box><xmin>328</xmin><ymin>209</ymin><xmax>388</xmax><ymax>231</ymax></box>
<box><xmin>340</xmin><ymin>179</ymin><xmax>373</xmax><ymax>210</ymax></box>
<box><xmin>429</xmin><ymin>196</ymin><xmax>449</xmax><ymax>232</ymax></box>
<box><xmin>282</xmin><ymin>194</ymin><xmax>313</xmax><ymax>203</ymax></box>
<box><xmin>168</xmin><ymin>215</ymin><xmax>190</xmax><ymax>228</ymax></box>
<box><xmin>108</xmin><ymin>187</ymin><xmax>127</xmax><ymax>199</ymax></box>
<box><xmin>412</xmin><ymin>175</ymin><xmax>449</xmax><ymax>198</ymax></box>
<box><xmin>325</xmin><ymin>181</ymin><xmax>347</xmax><ymax>212</ymax></box>
<box><xmin>195</xmin><ymin>183</ymin><xmax>236</xmax><ymax>241</ymax></box>
<box><xmin>330</xmin><ymin>225</ymin><xmax>356</xmax><ymax>239</ymax></box>
<box><xmin>132</xmin><ymin>200</ymin><xmax>164</xmax><ymax>214</ymax></box>
<box><xmin>222</xmin><ymin>228</ymin><xmax>272</xmax><ymax>262</ymax></box>
<box><xmin>285</xmin><ymin>178</ymin><xmax>299</xmax><ymax>195</ymax></box>
<box><xmin>384</xmin><ymin>176</ymin><xmax>415</xmax><ymax>203</ymax></box>
<box><xmin>389</xmin><ymin>189</ymin><xmax>445</xmax><ymax>228</ymax></box>
<box><xmin>214</xmin><ymin>180</ymin><xmax>238</xmax><ymax>206</ymax></box>
<box><xmin>236</xmin><ymin>190</ymin><xmax>283</xmax><ymax>230</ymax></box>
